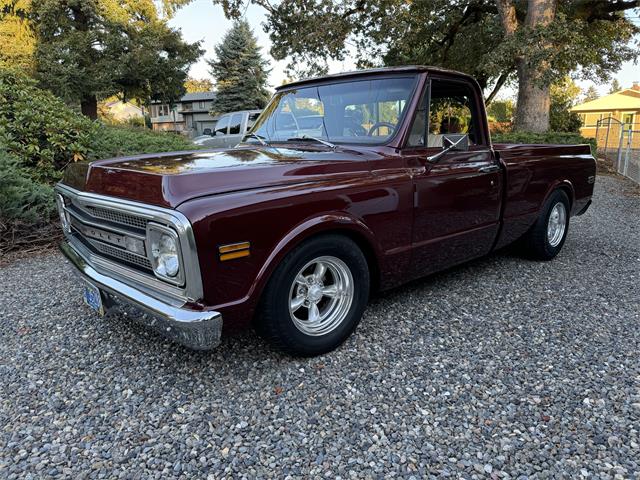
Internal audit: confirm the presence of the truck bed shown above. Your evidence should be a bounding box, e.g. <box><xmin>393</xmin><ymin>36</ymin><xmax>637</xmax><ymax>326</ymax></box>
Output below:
<box><xmin>492</xmin><ymin>143</ymin><xmax>596</xmax><ymax>250</ymax></box>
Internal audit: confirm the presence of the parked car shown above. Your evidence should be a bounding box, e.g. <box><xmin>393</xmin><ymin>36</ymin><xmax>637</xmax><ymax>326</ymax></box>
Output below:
<box><xmin>55</xmin><ymin>66</ymin><xmax>596</xmax><ymax>356</ymax></box>
<box><xmin>193</xmin><ymin>110</ymin><xmax>262</xmax><ymax>148</ymax></box>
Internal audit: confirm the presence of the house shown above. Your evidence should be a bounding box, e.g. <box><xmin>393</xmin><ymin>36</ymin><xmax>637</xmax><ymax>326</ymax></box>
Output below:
<box><xmin>100</xmin><ymin>99</ymin><xmax>144</xmax><ymax>122</ymax></box>
<box><xmin>571</xmin><ymin>82</ymin><xmax>640</xmax><ymax>147</ymax></box>
<box><xmin>150</xmin><ymin>91</ymin><xmax>219</xmax><ymax>137</ymax></box>
<box><xmin>179</xmin><ymin>92</ymin><xmax>219</xmax><ymax>137</ymax></box>
<box><xmin>150</xmin><ymin>100</ymin><xmax>184</xmax><ymax>133</ymax></box>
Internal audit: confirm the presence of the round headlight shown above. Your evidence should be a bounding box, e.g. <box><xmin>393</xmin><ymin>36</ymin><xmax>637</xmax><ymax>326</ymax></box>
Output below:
<box><xmin>151</xmin><ymin>232</ymin><xmax>180</xmax><ymax>278</ymax></box>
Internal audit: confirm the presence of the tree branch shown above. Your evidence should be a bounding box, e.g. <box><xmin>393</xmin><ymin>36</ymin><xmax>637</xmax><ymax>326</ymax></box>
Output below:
<box><xmin>437</xmin><ymin>1</ymin><xmax>498</xmax><ymax>63</ymax></box>
<box><xmin>485</xmin><ymin>70</ymin><xmax>512</xmax><ymax>105</ymax></box>
<box><xmin>572</xmin><ymin>0</ymin><xmax>640</xmax><ymax>21</ymax></box>
<box><xmin>252</xmin><ymin>0</ymin><xmax>276</xmax><ymax>15</ymax></box>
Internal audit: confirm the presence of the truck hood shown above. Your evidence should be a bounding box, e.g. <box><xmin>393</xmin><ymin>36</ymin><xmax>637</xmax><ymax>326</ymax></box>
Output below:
<box><xmin>62</xmin><ymin>146</ymin><xmax>372</xmax><ymax>208</ymax></box>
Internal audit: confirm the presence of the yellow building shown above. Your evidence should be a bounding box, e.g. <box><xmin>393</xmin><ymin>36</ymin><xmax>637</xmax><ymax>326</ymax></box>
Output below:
<box><xmin>571</xmin><ymin>83</ymin><xmax>640</xmax><ymax>148</ymax></box>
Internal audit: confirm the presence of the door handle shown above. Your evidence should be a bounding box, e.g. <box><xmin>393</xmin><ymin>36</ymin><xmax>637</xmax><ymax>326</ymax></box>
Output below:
<box><xmin>478</xmin><ymin>165</ymin><xmax>500</xmax><ymax>173</ymax></box>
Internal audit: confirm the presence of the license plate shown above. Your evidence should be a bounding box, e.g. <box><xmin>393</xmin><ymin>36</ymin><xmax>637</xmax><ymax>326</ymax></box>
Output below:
<box><xmin>82</xmin><ymin>281</ymin><xmax>104</xmax><ymax>316</ymax></box>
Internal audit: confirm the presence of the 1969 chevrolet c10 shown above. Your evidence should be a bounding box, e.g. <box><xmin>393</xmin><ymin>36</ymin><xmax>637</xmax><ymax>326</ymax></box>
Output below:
<box><xmin>56</xmin><ymin>66</ymin><xmax>596</xmax><ymax>356</ymax></box>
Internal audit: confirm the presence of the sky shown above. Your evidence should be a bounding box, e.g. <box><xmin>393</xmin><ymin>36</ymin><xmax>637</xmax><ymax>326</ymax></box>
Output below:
<box><xmin>169</xmin><ymin>1</ymin><xmax>640</xmax><ymax>99</ymax></box>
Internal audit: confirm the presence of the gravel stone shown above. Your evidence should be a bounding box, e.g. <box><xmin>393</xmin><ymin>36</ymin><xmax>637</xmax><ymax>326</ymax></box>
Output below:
<box><xmin>1</xmin><ymin>174</ymin><xmax>639</xmax><ymax>478</ymax></box>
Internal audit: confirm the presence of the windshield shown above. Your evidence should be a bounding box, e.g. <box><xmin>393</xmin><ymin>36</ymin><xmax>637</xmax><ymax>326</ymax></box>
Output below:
<box><xmin>249</xmin><ymin>76</ymin><xmax>417</xmax><ymax>145</ymax></box>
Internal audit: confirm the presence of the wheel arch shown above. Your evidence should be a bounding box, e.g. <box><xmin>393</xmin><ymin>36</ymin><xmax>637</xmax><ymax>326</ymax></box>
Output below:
<box><xmin>249</xmin><ymin>214</ymin><xmax>383</xmax><ymax>317</ymax></box>
<box><xmin>542</xmin><ymin>180</ymin><xmax>575</xmax><ymax>213</ymax></box>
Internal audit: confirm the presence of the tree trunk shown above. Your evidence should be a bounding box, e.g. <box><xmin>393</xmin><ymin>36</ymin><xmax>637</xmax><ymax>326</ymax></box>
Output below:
<box><xmin>512</xmin><ymin>0</ymin><xmax>556</xmax><ymax>132</ymax></box>
<box><xmin>496</xmin><ymin>0</ymin><xmax>556</xmax><ymax>132</ymax></box>
<box><xmin>514</xmin><ymin>0</ymin><xmax>557</xmax><ymax>133</ymax></box>
<box><xmin>81</xmin><ymin>95</ymin><xmax>98</xmax><ymax>120</ymax></box>
<box><xmin>513</xmin><ymin>59</ymin><xmax>550</xmax><ymax>132</ymax></box>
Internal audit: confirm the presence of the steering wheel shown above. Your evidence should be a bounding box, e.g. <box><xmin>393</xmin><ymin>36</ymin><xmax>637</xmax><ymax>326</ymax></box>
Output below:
<box><xmin>346</xmin><ymin>125</ymin><xmax>368</xmax><ymax>136</ymax></box>
<box><xmin>368</xmin><ymin>122</ymin><xmax>396</xmax><ymax>137</ymax></box>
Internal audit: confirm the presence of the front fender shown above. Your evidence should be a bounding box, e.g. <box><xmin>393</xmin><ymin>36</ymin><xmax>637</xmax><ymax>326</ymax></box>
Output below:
<box><xmin>178</xmin><ymin>166</ymin><xmax>415</xmax><ymax>330</ymax></box>
<box><xmin>213</xmin><ymin>213</ymin><xmax>383</xmax><ymax>321</ymax></box>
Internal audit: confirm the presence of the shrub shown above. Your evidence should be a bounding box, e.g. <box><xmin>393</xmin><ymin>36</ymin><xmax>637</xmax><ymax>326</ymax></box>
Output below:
<box><xmin>0</xmin><ymin>149</ymin><xmax>58</xmax><ymax>252</ymax></box>
<box><xmin>0</xmin><ymin>66</ymin><xmax>97</xmax><ymax>184</ymax></box>
<box><xmin>488</xmin><ymin>121</ymin><xmax>512</xmax><ymax>135</ymax></box>
<box><xmin>89</xmin><ymin>125</ymin><xmax>197</xmax><ymax>160</ymax></box>
<box><xmin>0</xmin><ymin>66</ymin><xmax>200</xmax><ymax>253</ymax></box>
<box><xmin>493</xmin><ymin>131</ymin><xmax>597</xmax><ymax>156</ymax></box>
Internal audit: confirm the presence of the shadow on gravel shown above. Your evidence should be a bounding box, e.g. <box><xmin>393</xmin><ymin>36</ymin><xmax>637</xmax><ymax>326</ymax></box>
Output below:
<box><xmin>370</xmin><ymin>244</ymin><xmax>524</xmax><ymax>305</ymax></box>
<box><xmin>95</xmin><ymin>244</ymin><xmax>528</xmax><ymax>372</ymax></box>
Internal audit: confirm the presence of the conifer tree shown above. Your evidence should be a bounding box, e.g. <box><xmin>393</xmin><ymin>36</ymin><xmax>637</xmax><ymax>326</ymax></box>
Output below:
<box><xmin>609</xmin><ymin>79</ymin><xmax>621</xmax><ymax>94</ymax></box>
<box><xmin>208</xmin><ymin>20</ymin><xmax>270</xmax><ymax>114</ymax></box>
<box><xmin>583</xmin><ymin>86</ymin><xmax>599</xmax><ymax>102</ymax></box>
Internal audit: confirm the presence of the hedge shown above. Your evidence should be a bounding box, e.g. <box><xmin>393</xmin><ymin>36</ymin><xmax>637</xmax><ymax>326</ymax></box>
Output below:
<box><xmin>89</xmin><ymin>125</ymin><xmax>197</xmax><ymax>161</ymax></box>
<box><xmin>0</xmin><ymin>66</ymin><xmax>199</xmax><ymax>252</ymax></box>
<box><xmin>0</xmin><ymin>66</ymin><xmax>96</xmax><ymax>184</ymax></box>
<box><xmin>493</xmin><ymin>131</ymin><xmax>597</xmax><ymax>156</ymax></box>
<box><xmin>0</xmin><ymin>149</ymin><xmax>57</xmax><ymax>254</ymax></box>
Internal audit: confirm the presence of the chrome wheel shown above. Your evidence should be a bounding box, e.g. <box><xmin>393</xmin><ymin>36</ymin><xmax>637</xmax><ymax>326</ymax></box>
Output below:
<box><xmin>288</xmin><ymin>256</ymin><xmax>354</xmax><ymax>336</ymax></box>
<box><xmin>547</xmin><ymin>202</ymin><xmax>567</xmax><ymax>247</ymax></box>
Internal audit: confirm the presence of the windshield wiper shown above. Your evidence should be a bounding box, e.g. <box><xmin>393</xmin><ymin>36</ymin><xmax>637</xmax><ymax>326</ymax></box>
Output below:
<box><xmin>244</xmin><ymin>132</ymin><xmax>269</xmax><ymax>146</ymax></box>
<box><xmin>286</xmin><ymin>135</ymin><xmax>336</xmax><ymax>149</ymax></box>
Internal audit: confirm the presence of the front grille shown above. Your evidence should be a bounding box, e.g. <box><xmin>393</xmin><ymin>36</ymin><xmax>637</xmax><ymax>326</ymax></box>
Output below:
<box><xmin>83</xmin><ymin>205</ymin><xmax>148</xmax><ymax>230</ymax></box>
<box><xmin>56</xmin><ymin>185</ymin><xmax>200</xmax><ymax>302</ymax></box>
<box><xmin>89</xmin><ymin>239</ymin><xmax>153</xmax><ymax>269</ymax></box>
<box><xmin>60</xmin><ymin>192</ymin><xmax>153</xmax><ymax>273</ymax></box>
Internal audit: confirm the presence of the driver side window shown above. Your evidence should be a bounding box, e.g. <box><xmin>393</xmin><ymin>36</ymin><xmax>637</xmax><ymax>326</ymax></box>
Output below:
<box><xmin>407</xmin><ymin>78</ymin><xmax>480</xmax><ymax>148</ymax></box>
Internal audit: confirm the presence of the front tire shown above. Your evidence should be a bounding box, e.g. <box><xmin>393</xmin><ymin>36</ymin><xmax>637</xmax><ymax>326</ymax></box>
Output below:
<box><xmin>523</xmin><ymin>189</ymin><xmax>570</xmax><ymax>260</ymax></box>
<box><xmin>257</xmin><ymin>235</ymin><xmax>370</xmax><ymax>356</ymax></box>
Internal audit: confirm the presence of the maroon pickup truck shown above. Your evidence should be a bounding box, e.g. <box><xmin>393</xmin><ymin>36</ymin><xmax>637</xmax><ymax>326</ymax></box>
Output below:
<box><xmin>56</xmin><ymin>66</ymin><xmax>596</xmax><ymax>356</ymax></box>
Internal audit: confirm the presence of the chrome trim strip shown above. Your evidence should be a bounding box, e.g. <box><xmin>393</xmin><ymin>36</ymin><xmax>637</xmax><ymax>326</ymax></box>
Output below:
<box><xmin>60</xmin><ymin>240</ymin><xmax>222</xmax><ymax>350</ymax></box>
<box><xmin>55</xmin><ymin>184</ymin><xmax>204</xmax><ymax>302</ymax></box>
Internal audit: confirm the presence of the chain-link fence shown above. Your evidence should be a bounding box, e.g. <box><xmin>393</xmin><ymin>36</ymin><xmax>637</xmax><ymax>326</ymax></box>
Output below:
<box><xmin>615</xmin><ymin>127</ymin><xmax>640</xmax><ymax>184</ymax></box>
<box><xmin>589</xmin><ymin>118</ymin><xmax>640</xmax><ymax>184</ymax></box>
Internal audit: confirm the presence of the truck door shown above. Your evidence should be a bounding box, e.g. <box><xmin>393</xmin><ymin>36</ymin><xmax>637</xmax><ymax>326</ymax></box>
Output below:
<box><xmin>404</xmin><ymin>76</ymin><xmax>502</xmax><ymax>277</ymax></box>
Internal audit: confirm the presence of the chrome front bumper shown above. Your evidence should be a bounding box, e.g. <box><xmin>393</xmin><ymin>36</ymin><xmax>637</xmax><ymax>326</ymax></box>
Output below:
<box><xmin>60</xmin><ymin>240</ymin><xmax>222</xmax><ymax>350</ymax></box>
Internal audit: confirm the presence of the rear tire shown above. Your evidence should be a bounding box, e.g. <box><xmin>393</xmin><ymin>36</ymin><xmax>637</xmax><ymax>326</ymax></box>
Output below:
<box><xmin>257</xmin><ymin>235</ymin><xmax>370</xmax><ymax>356</ymax></box>
<box><xmin>522</xmin><ymin>189</ymin><xmax>570</xmax><ymax>260</ymax></box>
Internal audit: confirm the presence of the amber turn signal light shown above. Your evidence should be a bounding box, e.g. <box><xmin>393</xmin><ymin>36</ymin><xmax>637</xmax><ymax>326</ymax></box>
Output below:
<box><xmin>218</xmin><ymin>242</ymin><xmax>250</xmax><ymax>261</ymax></box>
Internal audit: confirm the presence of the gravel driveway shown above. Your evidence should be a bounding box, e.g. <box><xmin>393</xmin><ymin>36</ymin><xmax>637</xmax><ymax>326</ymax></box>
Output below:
<box><xmin>1</xmin><ymin>174</ymin><xmax>639</xmax><ymax>479</ymax></box>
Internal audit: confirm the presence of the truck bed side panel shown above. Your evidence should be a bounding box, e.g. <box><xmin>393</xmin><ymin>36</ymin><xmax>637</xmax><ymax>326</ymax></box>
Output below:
<box><xmin>493</xmin><ymin>144</ymin><xmax>596</xmax><ymax>250</ymax></box>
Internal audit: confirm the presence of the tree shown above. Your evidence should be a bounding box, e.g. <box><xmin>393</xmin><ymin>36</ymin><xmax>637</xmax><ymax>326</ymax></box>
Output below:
<box><xmin>487</xmin><ymin>99</ymin><xmax>514</xmax><ymax>122</ymax></box>
<box><xmin>208</xmin><ymin>20</ymin><xmax>270</xmax><ymax>114</ymax></box>
<box><xmin>549</xmin><ymin>76</ymin><xmax>582</xmax><ymax>132</ymax></box>
<box><xmin>32</xmin><ymin>0</ymin><xmax>202</xmax><ymax>119</ymax></box>
<box><xmin>583</xmin><ymin>85</ymin><xmax>599</xmax><ymax>102</ymax></box>
<box><xmin>185</xmin><ymin>77</ymin><xmax>214</xmax><ymax>93</ymax></box>
<box><xmin>0</xmin><ymin>0</ymin><xmax>37</xmax><ymax>72</ymax></box>
<box><xmin>609</xmin><ymin>78</ymin><xmax>622</xmax><ymax>93</ymax></box>
<box><xmin>212</xmin><ymin>0</ymin><xmax>639</xmax><ymax>132</ymax></box>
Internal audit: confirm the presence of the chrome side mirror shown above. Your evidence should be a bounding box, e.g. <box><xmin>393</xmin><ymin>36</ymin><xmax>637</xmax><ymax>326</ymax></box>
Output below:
<box><xmin>427</xmin><ymin>134</ymin><xmax>469</xmax><ymax>163</ymax></box>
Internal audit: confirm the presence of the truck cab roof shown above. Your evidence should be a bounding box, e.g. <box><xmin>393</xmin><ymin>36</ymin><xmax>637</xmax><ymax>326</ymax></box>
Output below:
<box><xmin>276</xmin><ymin>65</ymin><xmax>480</xmax><ymax>91</ymax></box>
